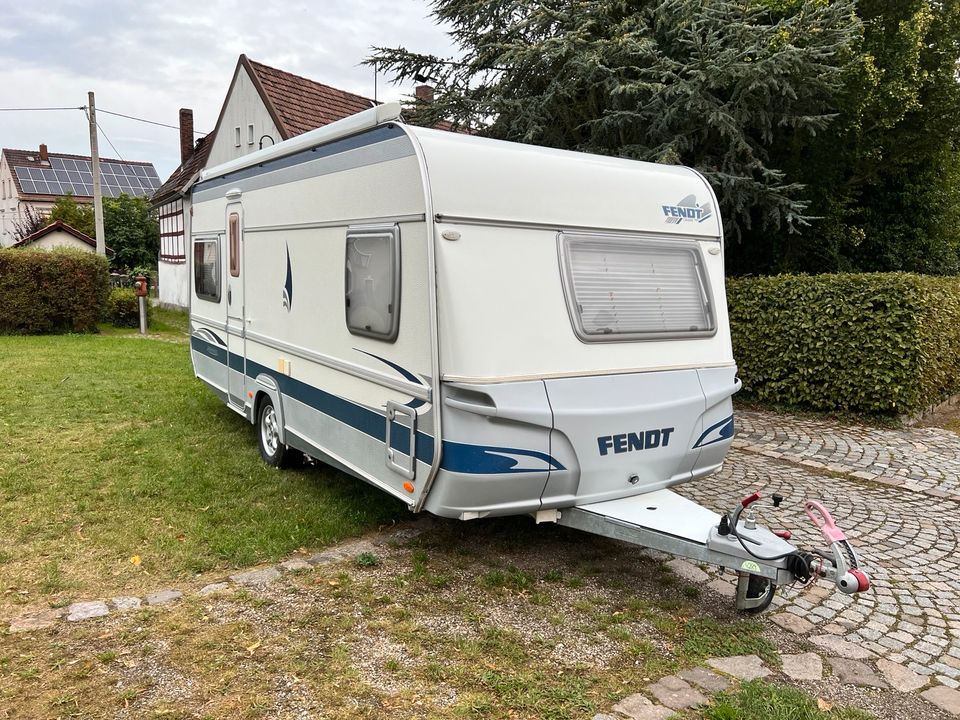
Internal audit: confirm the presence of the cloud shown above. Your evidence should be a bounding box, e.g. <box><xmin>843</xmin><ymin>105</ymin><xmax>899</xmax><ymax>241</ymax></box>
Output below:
<box><xmin>0</xmin><ymin>0</ymin><xmax>457</xmax><ymax>178</ymax></box>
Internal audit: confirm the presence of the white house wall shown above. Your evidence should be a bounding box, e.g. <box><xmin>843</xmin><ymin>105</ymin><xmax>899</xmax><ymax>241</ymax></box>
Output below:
<box><xmin>159</xmin><ymin>260</ymin><xmax>190</xmax><ymax>308</ymax></box>
<box><xmin>23</xmin><ymin>230</ymin><xmax>94</xmax><ymax>252</ymax></box>
<box><xmin>205</xmin><ymin>65</ymin><xmax>283</xmax><ymax>168</ymax></box>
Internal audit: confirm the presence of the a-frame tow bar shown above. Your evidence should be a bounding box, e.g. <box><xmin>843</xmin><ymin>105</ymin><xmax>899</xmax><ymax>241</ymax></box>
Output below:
<box><xmin>553</xmin><ymin>489</ymin><xmax>870</xmax><ymax>612</ymax></box>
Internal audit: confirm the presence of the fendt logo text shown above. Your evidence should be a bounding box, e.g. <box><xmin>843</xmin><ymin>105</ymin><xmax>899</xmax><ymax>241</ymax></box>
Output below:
<box><xmin>597</xmin><ymin>427</ymin><xmax>675</xmax><ymax>456</ymax></box>
<box><xmin>662</xmin><ymin>194</ymin><xmax>713</xmax><ymax>225</ymax></box>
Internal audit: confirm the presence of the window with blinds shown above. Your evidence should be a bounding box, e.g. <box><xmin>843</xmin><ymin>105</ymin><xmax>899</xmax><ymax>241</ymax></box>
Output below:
<box><xmin>559</xmin><ymin>233</ymin><xmax>716</xmax><ymax>342</ymax></box>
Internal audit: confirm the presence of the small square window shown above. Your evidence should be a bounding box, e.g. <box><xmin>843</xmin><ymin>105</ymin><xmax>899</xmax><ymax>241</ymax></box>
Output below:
<box><xmin>234</xmin><ymin>126</ymin><xmax>241</xmax><ymax>147</ymax></box>
<box><xmin>194</xmin><ymin>238</ymin><xmax>221</xmax><ymax>302</ymax></box>
<box><xmin>247</xmin><ymin>124</ymin><xmax>255</xmax><ymax>145</ymax></box>
<box><xmin>345</xmin><ymin>225</ymin><xmax>400</xmax><ymax>341</ymax></box>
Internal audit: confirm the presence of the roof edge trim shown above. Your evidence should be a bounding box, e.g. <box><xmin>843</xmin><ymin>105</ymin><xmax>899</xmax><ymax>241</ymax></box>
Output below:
<box><xmin>198</xmin><ymin>102</ymin><xmax>402</xmax><ymax>183</ymax></box>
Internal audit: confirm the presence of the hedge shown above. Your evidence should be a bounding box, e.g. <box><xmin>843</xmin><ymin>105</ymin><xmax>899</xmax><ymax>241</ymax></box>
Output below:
<box><xmin>106</xmin><ymin>287</ymin><xmax>149</xmax><ymax>328</ymax></box>
<box><xmin>0</xmin><ymin>248</ymin><xmax>110</xmax><ymax>334</ymax></box>
<box><xmin>727</xmin><ymin>273</ymin><xmax>960</xmax><ymax>416</ymax></box>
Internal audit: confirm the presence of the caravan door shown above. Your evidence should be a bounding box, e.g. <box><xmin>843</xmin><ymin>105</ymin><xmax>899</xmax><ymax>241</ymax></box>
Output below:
<box><xmin>225</xmin><ymin>199</ymin><xmax>246</xmax><ymax>409</ymax></box>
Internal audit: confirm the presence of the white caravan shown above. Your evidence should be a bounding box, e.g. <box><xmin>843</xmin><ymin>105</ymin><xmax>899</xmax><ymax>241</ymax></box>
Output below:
<box><xmin>188</xmin><ymin>103</ymin><xmax>869</xmax><ymax>610</ymax></box>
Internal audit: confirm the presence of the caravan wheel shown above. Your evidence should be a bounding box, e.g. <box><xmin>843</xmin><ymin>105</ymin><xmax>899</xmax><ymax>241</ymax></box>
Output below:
<box><xmin>257</xmin><ymin>397</ymin><xmax>302</xmax><ymax>469</ymax></box>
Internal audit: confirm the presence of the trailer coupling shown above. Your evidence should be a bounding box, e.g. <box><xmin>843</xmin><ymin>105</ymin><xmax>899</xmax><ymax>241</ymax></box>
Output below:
<box><xmin>555</xmin><ymin>488</ymin><xmax>871</xmax><ymax>612</ymax></box>
<box><xmin>711</xmin><ymin>492</ymin><xmax>871</xmax><ymax>611</ymax></box>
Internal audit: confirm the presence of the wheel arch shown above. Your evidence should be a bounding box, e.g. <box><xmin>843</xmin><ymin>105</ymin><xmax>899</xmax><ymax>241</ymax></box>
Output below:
<box><xmin>253</xmin><ymin>374</ymin><xmax>286</xmax><ymax>443</ymax></box>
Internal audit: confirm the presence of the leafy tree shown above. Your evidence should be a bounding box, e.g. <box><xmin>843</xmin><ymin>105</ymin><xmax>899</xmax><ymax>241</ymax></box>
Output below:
<box><xmin>47</xmin><ymin>193</ymin><xmax>158</xmax><ymax>272</ymax></box>
<box><xmin>103</xmin><ymin>194</ymin><xmax>159</xmax><ymax>272</ymax></box>
<box><xmin>49</xmin><ymin>194</ymin><xmax>95</xmax><ymax>238</ymax></box>
<box><xmin>12</xmin><ymin>204</ymin><xmax>47</xmax><ymax>243</ymax></box>
<box><xmin>368</xmin><ymin>0</ymin><xmax>861</xmax><ymax>243</ymax></box>
<box><xmin>759</xmin><ymin>0</ymin><xmax>960</xmax><ymax>275</ymax></box>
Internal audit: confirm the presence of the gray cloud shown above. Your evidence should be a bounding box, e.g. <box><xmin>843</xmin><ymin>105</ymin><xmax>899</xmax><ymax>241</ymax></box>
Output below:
<box><xmin>0</xmin><ymin>0</ymin><xmax>457</xmax><ymax>178</ymax></box>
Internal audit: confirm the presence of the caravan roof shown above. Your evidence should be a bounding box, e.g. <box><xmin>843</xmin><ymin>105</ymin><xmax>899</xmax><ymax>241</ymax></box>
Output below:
<box><xmin>406</xmin><ymin>125</ymin><xmax>721</xmax><ymax>240</ymax></box>
<box><xmin>198</xmin><ymin>102</ymin><xmax>720</xmax><ymax>241</ymax></box>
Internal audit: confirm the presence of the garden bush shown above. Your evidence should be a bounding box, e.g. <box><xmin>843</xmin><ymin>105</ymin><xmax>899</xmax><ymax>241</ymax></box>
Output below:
<box><xmin>0</xmin><ymin>248</ymin><xmax>109</xmax><ymax>334</ymax></box>
<box><xmin>727</xmin><ymin>273</ymin><xmax>960</xmax><ymax>416</ymax></box>
<box><xmin>106</xmin><ymin>287</ymin><xmax>149</xmax><ymax>328</ymax></box>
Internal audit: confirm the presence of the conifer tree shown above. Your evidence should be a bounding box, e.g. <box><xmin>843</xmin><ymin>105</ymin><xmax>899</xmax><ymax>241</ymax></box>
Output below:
<box><xmin>369</xmin><ymin>0</ymin><xmax>861</xmax><ymax>243</ymax></box>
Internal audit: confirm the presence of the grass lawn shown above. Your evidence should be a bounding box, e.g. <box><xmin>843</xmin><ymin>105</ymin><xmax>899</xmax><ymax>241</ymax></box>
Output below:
<box><xmin>0</xmin><ymin>520</ymin><xmax>873</xmax><ymax>719</ymax></box>
<box><xmin>0</xmin><ymin>313</ymin><xmax>878</xmax><ymax>719</ymax></box>
<box><xmin>0</xmin><ymin>313</ymin><xmax>402</xmax><ymax>616</ymax></box>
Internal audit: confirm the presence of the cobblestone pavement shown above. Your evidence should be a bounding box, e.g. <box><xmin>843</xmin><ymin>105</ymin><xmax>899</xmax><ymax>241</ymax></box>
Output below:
<box><xmin>734</xmin><ymin>409</ymin><xmax>960</xmax><ymax>500</ymax></box>
<box><xmin>665</xmin><ymin>408</ymin><xmax>960</xmax><ymax>716</ymax></box>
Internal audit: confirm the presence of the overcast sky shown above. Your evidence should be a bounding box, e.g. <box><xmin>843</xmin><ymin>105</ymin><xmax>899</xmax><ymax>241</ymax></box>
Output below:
<box><xmin>0</xmin><ymin>1</ymin><xmax>457</xmax><ymax>179</ymax></box>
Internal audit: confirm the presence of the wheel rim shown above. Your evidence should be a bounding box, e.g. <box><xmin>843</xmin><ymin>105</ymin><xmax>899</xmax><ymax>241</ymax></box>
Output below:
<box><xmin>261</xmin><ymin>406</ymin><xmax>279</xmax><ymax>457</ymax></box>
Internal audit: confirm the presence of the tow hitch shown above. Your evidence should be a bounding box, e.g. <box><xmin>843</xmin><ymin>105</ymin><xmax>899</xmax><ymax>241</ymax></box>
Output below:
<box><xmin>556</xmin><ymin>487</ymin><xmax>871</xmax><ymax>612</ymax></box>
<box><xmin>709</xmin><ymin>492</ymin><xmax>871</xmax><ymax>611</ymax></box>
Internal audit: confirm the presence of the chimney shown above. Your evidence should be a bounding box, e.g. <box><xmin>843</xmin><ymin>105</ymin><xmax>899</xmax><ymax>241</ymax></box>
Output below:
<box><xmin>179</xmin><ymin>109</ymin><xmax>194</xmax><ymax>164</ymax></box>
<box><xmin>39</xmin><ymin>144</ymin><xmax>48</xmax><ymax>162</ymax></box>
<box><xmin>415</xmin><ymin>85</ymin><xmax>434</xmax><ymax>104</ymax></box>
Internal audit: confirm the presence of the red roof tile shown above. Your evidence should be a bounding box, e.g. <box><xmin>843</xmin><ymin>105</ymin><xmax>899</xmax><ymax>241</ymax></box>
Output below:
<box><xmin>246</xmin><ymin>58</ymin><xmax>377</xmax><ymax>138</ymax></box>
<box><xmin>151</xmin><ymin>135</ymin><xmax>212</xmax><ymax>205</ymax></box>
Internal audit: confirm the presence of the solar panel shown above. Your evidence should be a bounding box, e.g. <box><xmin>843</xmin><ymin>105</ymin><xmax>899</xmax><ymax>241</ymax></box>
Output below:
<box><xmin>13</xmin><ymin>159</ymin><xmax>160</xmax><ymax>198</ymax></box>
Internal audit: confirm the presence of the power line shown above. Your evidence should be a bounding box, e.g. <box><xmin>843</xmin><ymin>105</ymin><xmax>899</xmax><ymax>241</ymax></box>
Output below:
<box><xmin>96</xmin><ymin>121</ymin><xmax>124</xmax><ymax>161</ymax></box>
<box><xmin>96</xmin><ymin>107</ymin><xmax>207</xmax><ymax>135</ymax></box>
<box><xmin>0</xmin><ymin>106</ymin><xmax>84</xmax><ymax>112</ymax></box>
<box><xmin>0</xmin><ymin>104</ymin><xmax>208</xmax><ymax>135</ymax></box>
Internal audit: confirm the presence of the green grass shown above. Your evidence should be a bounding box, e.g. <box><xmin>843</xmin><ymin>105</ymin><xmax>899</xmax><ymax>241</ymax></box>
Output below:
<box><xmin>0</xmin><ymin>327</ymin><xmax>401</xmax><ymax>611</ymax></box>
<box><xmin>697</xmin><ymin>680</ymin><xmax>872</xmax><ymax>720</ymax></box>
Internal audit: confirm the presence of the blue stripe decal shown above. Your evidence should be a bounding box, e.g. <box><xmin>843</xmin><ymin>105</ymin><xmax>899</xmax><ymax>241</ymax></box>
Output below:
<box><xmin>693</xmin><ymin>415</ymin><xmax>735</xmax><ymax>449</ymax></box>
<box><xmin>195</xmin><ymin>125</ymin><xmax>408</xmax><ymax>193</ymax></box>
<box><xmin>193</xmin><ymin>328</ymin><xmax>227</xmax><ymax>347</ymax></box>
<box><xmin>440</xmin><ymin>442</ymin><xmax>566</xmax><ymax>474</ymax></box>
<box><xmin>190</xmin><ymin>336</ymin><xmax>565</xmax><ymax>474</ymax></box>
<box><xmin>192</xmin><ymin>335</ymin><xmax>228</xmax><ymax>365</ymax></box>
<box><xmin>355</xmin><ymin>349</ymin><xmax>428</xmax><ymax>409</ymax></box>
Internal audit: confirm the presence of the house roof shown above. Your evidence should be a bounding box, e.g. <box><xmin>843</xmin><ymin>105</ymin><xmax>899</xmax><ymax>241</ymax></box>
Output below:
<box><xmin>12</xmin><ymin>220</ymin><xmax>113</xmax><ymax>254</ymax></box>
<box><xmin>151</xmin><ymin>135</ymin><xmax>212</xmax><ymax>206</ymax></box>
<box><xmin>3</xmin><ymin>148</ymin><xmax>159</xmax><ymax>202</ymax></box>
<box><xmin>152</xmin><ymin>54</ymin><xmax>460</xmax><ymax>206</ymax></box>
<box><xmin>153</xmin><ymin>56</ymin><xmax>377</xmax><ymax>206</ymax></box>
<box><xmin>245</xmin><ymin>57</ymin><xmax>377</xmax><ymax>139</ymax></box>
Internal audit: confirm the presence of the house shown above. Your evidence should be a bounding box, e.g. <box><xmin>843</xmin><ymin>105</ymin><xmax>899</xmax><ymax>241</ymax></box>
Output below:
<box><xmin>152</xmin><ymin>54</ymin><xmax>383</xmax><ymax>308</ymax></box>
<box><xmin>11</xmin><ymin>220</ymin><xmax>112</xmax><ymax>254</ymax></box>
<box><xmin>0</xmin><ymin>145</ymin><xmax>161</xmax><ymax>247</ymax></box>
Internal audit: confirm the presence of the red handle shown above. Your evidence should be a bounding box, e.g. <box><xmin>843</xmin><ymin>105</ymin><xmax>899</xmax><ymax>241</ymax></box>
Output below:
<box><xmin>741</xmin><ymin>491</ymin><xmax>762</xmax><ymax>508</ymax></box>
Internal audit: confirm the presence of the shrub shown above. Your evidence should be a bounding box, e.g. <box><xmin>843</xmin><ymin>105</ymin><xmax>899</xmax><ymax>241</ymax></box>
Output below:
<box><xmin>0</xmin><ymin>248</ymin><xmax>109</xmax><ymax>334</ymax></box>
<box><xmin>106</xmin><ymin>287</ymin><xmax>149</xmax><ymax>328</ymax></box>
<box><xmin>727</xmin><ymin>273</ymin><xmax>960</xmax><ymax>416</ymax></box>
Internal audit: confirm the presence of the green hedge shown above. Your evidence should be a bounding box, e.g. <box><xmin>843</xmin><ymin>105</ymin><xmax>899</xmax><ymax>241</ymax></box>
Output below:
<box><xmin>106</xmin><ymin>287</ymin><xmax>149</xmax><ymax>328</ymax></box>
<box><xmin>727</xmin><ymin>273</ymin><xmax>960</xmax><ymax>416</ymax></box>
<box><xmin>0</xmin><ymin>249</ymin><xmax>110</xmax><ymax>334</ymax></box>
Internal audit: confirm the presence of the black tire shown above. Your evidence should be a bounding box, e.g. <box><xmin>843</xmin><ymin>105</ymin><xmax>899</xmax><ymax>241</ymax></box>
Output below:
<box><xmin>257</xmin><ymin>397</ymin><xmax>302</xmax><ymax>468</ymax></box>
<box><xmin>742</xmin><ymin>574</ymin><xmax>777</xmax><ymax>614</ymax></box>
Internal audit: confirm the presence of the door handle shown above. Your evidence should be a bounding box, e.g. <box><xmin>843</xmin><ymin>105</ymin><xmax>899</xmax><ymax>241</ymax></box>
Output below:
<box><xmin>228</xmin><ymin>287</ymin><xmax>232</xmax><ymax>305</ymax></box>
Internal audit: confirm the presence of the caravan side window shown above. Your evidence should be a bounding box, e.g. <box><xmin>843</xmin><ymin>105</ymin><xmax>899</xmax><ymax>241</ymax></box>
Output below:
<box><xmin>228</xmin><ymin>213</ymin><xmax>240</xmax><ymax>277</ymax></box>
<box><xmin>194</xmin><ymin>238</ymin><xmax>221</xmax><ymax>302</ymax></box>
<box><xmin>344</xmin><ymin>224</ymin><xmax>400</xmax><ymax>341</ymax></box>
<box><xmin>559</xmin><ymin>232</ymin><xmax>716</xmax><ymax>342</ymax></box>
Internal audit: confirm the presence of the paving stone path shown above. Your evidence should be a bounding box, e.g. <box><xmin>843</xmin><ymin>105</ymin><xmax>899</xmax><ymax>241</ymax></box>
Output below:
<box><xmin>734</xmin><ymin>410</ymin><xmax>960</xmax><ymax>500</ymax></box>
<box><xmin>595</xmin><ymin>408</ymin><xmax>960</xmax><ymax>718</ymax></box>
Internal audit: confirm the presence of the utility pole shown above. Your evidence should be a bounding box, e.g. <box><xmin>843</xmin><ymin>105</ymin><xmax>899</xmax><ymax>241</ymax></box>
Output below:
<box><xmin>87</xmin><ymin>91</ymin><xmax>106</xmax><ymax>256</ymax></box>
